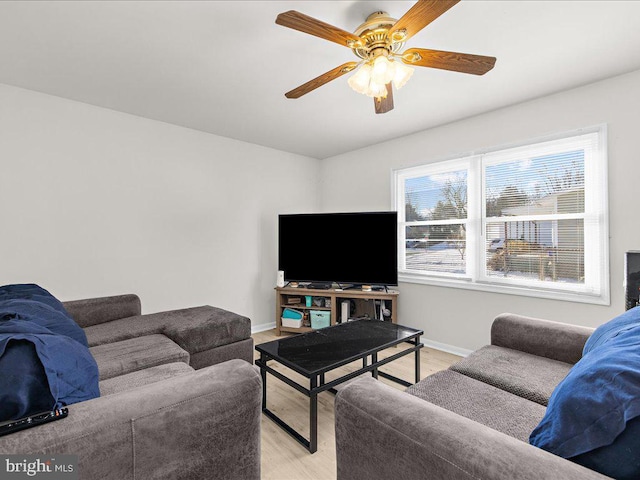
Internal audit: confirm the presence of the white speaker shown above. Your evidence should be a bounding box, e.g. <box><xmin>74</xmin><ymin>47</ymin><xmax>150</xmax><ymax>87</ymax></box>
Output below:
<box><xmin>276</xmin><ymin>270</ymin><xmax>285</xmax><ymax>288</ymax></box>
<box><xmin>341</xmin><ymin>301</ymin><xmax>350</xmax><ymax>323</ymax></box>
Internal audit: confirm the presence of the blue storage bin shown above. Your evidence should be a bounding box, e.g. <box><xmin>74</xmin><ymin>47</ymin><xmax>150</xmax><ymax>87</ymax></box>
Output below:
<box><xmin>282</xmin><ymin>308</ymin><xmax>303</xmax><ymax>320</ymax></box>
<box><xmin>310</xmin><ymin>310</ymin><xmax>331</xmax><ymax>329</ymax></box>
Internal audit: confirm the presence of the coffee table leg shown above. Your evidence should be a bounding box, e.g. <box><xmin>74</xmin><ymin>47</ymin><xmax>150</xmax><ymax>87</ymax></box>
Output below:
<box><xmin>310</xmin><ymin>376</ymin><xmax>318</xmax><ymax>454</ymax></box>
<box><xmin>260</xmin><ymin>353</ymin><xmax>267</xmax><ymax>409</ymax></box>
<box><xmin>372</xmin><ymin>352</ymin><xmax>378</xmax><ymax>379</ymax></box>
<box><xmin>415</xmin><ymin>336</ymin><xmax>421</xmax><ymax>383</ymax></box>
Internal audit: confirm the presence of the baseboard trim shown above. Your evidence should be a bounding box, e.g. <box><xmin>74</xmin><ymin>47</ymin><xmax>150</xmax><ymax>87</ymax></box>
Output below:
<box><xmin>422</xmin><ymin>338</ymin><xmax>472</xmax><ymax>358</ymax></box>
<box><xmin>252</xmin><ymin>322</ymin><xmax>276</xmax><ymax>334</ymax></box>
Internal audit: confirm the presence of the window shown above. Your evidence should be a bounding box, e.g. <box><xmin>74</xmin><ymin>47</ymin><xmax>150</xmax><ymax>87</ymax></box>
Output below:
<box><xmin>394</xmin><ymin>126</ymin><xmax>609</xmax><ymax>304</ymax></box>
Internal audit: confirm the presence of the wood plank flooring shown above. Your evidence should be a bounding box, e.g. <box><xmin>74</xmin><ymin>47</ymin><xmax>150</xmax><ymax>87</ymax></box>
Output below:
<box><xmin>252</xmin><ymin>329</ymin><xmax>461</xmax><ymax>480</ymax></box>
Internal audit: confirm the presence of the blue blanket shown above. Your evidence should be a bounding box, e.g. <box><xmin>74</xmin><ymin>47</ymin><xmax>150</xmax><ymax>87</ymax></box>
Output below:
<box><xmin>0</xmin><ymin>284</ymin><xmax>100</xmax><ymax>422</ymax></box>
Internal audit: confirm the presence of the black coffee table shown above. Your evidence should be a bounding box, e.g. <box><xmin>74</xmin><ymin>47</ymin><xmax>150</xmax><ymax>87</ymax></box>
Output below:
<box><xmin>255</xmin><ymin>320</ymin><xmax>423</xmax><ymax>453</ymax></box>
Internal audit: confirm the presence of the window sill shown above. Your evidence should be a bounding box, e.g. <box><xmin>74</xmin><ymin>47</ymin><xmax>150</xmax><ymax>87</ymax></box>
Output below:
<box><xmin>398</xmin><ymin>272</ymin><xmax>610</xmax><ymax>306</ymax></box>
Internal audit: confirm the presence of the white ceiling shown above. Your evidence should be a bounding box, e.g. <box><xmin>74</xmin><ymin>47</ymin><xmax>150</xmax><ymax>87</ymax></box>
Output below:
<box><xmin>1</xmin><ymin>1</ymin><xmax>640</xmax><ymax>159</ymax></box>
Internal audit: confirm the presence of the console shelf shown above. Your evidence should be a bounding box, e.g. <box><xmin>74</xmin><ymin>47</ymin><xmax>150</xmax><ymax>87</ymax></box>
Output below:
<box><xmin>275</xmin><ymin>286</ymin><xmax>399</xmax><ymax>335</ymax></box>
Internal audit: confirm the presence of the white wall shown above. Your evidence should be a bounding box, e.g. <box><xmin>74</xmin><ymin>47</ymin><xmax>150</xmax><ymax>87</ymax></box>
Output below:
<box><xmin>0</xmin><ymin>83</ymin><xmax>319</xmax><ymax>328</ymax></box>
<box><xmin>320</xmin><ymin>68</ymin><xmax>640</xmax><ymax>353</ymax></box>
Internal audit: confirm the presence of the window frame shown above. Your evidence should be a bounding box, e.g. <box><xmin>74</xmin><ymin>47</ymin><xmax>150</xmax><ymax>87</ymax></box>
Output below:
<box><xmin>399</xmin><ymin>157</ymin><xmax>473</xmax><ymax>278</ymax></box>
<box><xmin>392</xmin><ymin>125</ymin><xmax>609</xmax><ymax>305</ymax></box>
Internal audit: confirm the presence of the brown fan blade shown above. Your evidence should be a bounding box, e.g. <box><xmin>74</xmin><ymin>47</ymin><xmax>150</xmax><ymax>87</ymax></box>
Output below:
<box><xmin>374</xmin><ymin>83</ymin><xmax>394</xmax><ymax>114</ymax></box>
<box><xmin>276</xmin><ymin>11</ymin><xmax>363</xmax><ymax>48</ymax></box>
<box><xmin>285</xmin><ymin>62</ymin><xmax>359</xmax><ymax>99</ymax></box>
<box><xmin>401</xmin><ymin>48</ymin><xmax>496</xmax><ymax>75</ymax></box>
<box><xmin>388</xmin><ymin>0</ymin><xmax>460</xmax><ymax>43</ymax></box>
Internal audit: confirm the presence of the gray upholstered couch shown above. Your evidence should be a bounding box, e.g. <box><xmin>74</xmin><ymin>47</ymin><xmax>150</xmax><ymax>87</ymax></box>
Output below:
<box><xmin>0</xmin><ymin>294</ymin><xmax>261</xmax><ymax>480</ymax></box>
<box><xmin>335</xmin><ymin>313</ymin><xmax>612</xmax><ymax>480</ymax></box>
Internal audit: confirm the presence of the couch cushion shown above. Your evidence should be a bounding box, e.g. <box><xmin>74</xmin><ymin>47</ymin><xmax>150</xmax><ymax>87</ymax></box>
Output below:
<box><xmin>85</xmin><ymin>314</ymin><xmax>165</xmax><ymax>347</ymax></box>
<box><xmin>90</xmin><ymin>334</ymin><xmax>189</xmax><ymax>380</ymax></box>
<box><xmin>450</xmin><ymin>345</ymin><xmax>572</xmax><ymax>406</ymax></box>
<box><xmin>406</xmin><ymin>369</ymin><xmax>546</xmax><ymax>442</ymax></box>
<box><xmin>63</xmin><ymin>294</ymin><xmax>142</xmax><ymax>329</ymax></box>
<box><xmin>99</xmin><ymin>362</ymin><xmax>194</xmax><ymax>396</ymax></box>
<box><xmin>84</xmin><ymin>306</ymin><xmax>251</xmax><ymax>355</ymax></box>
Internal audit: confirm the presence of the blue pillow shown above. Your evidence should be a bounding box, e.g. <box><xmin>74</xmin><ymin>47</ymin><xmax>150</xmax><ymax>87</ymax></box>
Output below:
<box><xmin>0</xmin><ymin>283</ymin><xmax>70</xmax><ymax>318</ymax></box>
<box><xmin>570</xmin><ymin>416</ymin><xmax>640</xmax><ymax>480</ymax></box>
<box><xmin>0</xmin><ymin>340</ymin><xmax>55</xmax><ymax>420</ymax></box>
<box><xmin>0</xmin><ymin>299</ymin><xmax>88</xmax><ymax>347</ymax></box>
<box><xmin>0</xmin><ymin>317</ymin><xmax>100</xmax><ymax>422</ymax></box>
<box><xmin>530</xmin><ymin>321</ymin><xmax>640</xmax><ymax>479</ymax></box>
<box><xmin>0</xmin><ymin>284</ymin><xmax>99</xmax><ymax>423</ymax></box>
<box><xmin>583</xmin><ymin>306</ymin><xmax>640</xmax><ymax>355</ymax></box>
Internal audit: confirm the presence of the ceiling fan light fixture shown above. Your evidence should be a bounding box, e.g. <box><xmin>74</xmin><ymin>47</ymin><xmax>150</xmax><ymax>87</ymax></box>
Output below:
<box><xmin>366</xmin><ymin>81</ymin><xmax>388</xmax><ymax>99</ymax></box>
<box><xmin>347</xmin><ymin>63</ymin><xmax>372</xmax><ymax>95</ymax></box>
<box><xmin>348</xmin><ymin>63</ymin><xmax>389</xmax><ymax>99</ymax></box>
<box><xmin>392</xmin><ymin>62</ymin><xmax>414</xmax><ymax>90</ymax></box>
<box><xmin>276</xmin><ymin>2</ymin><xmax>496</xmax><ymax>113</ymax></box>
<box><xmin>370</xmin><ymin>55</ymin><xmax>396</xmax><ymax>85</ymax></box>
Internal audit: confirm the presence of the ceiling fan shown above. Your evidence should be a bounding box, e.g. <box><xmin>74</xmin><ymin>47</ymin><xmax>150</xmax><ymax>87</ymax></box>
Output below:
<box><xmin>276</xmin><ymin>0</ymin><xmax>496</xmax><ymax>114</ymax></box>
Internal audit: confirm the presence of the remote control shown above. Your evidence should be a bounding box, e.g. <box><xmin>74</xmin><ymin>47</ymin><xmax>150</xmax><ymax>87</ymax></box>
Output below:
<box><xmin>0</xmin><ymin>408</ymin><xmax>68</xmax><ymax>437</ymax></box>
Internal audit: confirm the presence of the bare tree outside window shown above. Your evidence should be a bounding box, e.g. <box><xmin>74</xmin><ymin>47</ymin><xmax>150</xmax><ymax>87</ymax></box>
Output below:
<box><xmin>430</xmin><ymin>175</ymin><xmax>467</xmax><ymax>259</ymax></box>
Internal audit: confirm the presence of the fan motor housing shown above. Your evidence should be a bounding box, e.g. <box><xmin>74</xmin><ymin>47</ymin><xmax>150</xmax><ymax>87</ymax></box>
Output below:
<box><xmin>352</xmin><ymin>11</ymin><xmax>404</xmax><ymax>60</ymax></box>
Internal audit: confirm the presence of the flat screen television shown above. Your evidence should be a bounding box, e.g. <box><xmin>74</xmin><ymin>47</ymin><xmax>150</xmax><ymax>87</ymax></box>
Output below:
<box><xmin>278</xmin><ymin>211</ymin><xmax>398</xmax><ymax>288</ymax></box>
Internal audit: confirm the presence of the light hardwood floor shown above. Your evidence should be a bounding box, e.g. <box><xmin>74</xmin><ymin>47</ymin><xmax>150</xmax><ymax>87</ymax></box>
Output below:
<box><xmin>252</xmin><ymin>329</ymin><xmax>461</xmax><ymax>480</ymax></box>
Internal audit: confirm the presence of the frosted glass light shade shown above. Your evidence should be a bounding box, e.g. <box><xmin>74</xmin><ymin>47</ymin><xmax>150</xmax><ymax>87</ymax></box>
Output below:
<box><xmin>371</xmin><ymin>56</ymin><xmax>396</xmax><ymax>85</ymax></box>
<box><xmin>367</xmin><ymin>81</ymin><xmax>388</xmax><ymax>98</ymax></box>
<box><xmin>348</xmin><ymin>59</ymin><xmax>400</xmax><ymax>99</ymax></box>
<box><xmin>347</xmin><ymin>64</ymin><xmax>372</xmax><ymax>94</ymax></box>
<box><xmin>393</xmin><ymin>62</ymin><xmax>414</xmax><ymax>90</ymax></box>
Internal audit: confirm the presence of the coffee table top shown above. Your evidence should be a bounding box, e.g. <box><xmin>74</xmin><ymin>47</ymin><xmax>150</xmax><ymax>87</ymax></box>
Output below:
<box><xmin>255</xmin><ymin>320</ymin><xmax>423</xmax><ymax>376</ymax></box>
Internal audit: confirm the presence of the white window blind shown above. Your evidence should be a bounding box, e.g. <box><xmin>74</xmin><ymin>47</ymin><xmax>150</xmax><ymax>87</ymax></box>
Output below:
<box><xmin>403</xmin><ymin>165</ymin><xmax>469</xmax><ymax>275</ymax></box>
<box><xmin>394</xmin><ymin>126</ymin><xmax>609</xmax><ymax>304</ymax></box>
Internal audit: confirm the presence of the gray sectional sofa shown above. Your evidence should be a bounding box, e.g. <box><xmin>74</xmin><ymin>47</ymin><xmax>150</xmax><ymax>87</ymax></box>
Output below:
<box><xmin>0</xmin><ymin>294</ymin><xmax>261</xmax><ymax>480</ymax></box>
<box><xmin>335</xmin><ymin>313</ymin><xmax>611</xmax><ymax>480</ymax></box>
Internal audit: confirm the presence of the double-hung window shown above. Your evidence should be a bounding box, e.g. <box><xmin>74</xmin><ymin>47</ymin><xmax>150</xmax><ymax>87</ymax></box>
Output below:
<box><xmin>394</xmin><ymin>126</ymin><xmax>609</xmax><ymax>304</ymax></box>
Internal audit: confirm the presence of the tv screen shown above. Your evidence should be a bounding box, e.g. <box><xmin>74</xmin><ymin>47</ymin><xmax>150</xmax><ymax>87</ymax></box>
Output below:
<box><xmin>278</xmin><ymin>211</ymin><xmax>398</xmax><ymax>287</ymax></box>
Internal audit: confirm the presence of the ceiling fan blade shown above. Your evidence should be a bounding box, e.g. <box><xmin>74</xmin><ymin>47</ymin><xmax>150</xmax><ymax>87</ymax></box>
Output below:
<box><xmin>401</xmin><ymin>47</ymin><xmax>496</xmax><ymax>75</ymax></box>
<box><xmin>388</xmin><ymin>0</ymin><xmax>460</xmax><ymax>43</ymax></box>
<box><xmin>276</xmin><ymin>11</ymin><xmax>363</xmax><ymax>48</ymax></box>
<box><xmin>285</xmin><ymin>62</ymin><xmax>359</xmax><ymax>99</ymax></box>
<box><xmin>374</xmin><ymin>83</ymin><xmax>394</xmax><ymax>114</ymax></box>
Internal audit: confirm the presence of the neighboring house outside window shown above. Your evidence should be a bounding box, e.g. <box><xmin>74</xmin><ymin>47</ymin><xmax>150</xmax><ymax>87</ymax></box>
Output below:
<box><xmin>394</xmin><ymin>126</ymin><xmax>609</xmax><ymax>305</ymax></box>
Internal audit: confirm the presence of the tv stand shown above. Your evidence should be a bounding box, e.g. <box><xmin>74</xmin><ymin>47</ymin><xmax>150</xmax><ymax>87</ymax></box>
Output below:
<box><xmin>275</xmin><ymin>286</ymin><xmax>399</xmax><ymax>335</ymax></box>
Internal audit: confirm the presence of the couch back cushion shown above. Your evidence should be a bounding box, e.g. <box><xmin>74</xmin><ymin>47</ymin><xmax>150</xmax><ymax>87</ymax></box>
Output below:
<box><xmin>63</xmin><ymin>294</ymin><xmax>142</xmax><ymax>328</ymax></box>
<box><xmin>530</xmin><ymin>310</ymin><xmax>640</xmax><ymax>479</ymax></box>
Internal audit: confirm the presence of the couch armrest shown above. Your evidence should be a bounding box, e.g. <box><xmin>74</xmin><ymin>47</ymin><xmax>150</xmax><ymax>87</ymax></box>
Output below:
<box><xmin>335</xmin><ymin>377</ymin><xmax>609</xmax><ymax>480</ymax></box>
<box><xmin>491</xmin><ymin>313</ymin><xmax>594</xmax><ymax>364</ymax></box>
<box><xmin>0</xmin><ymin>359</ymin><xmax>261</xmax><ymax>480</ymax></box>
<box><xmin>63</xmin><ymin>294</ymin><xmax>142</xmax><ymax>328</ymax></box>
